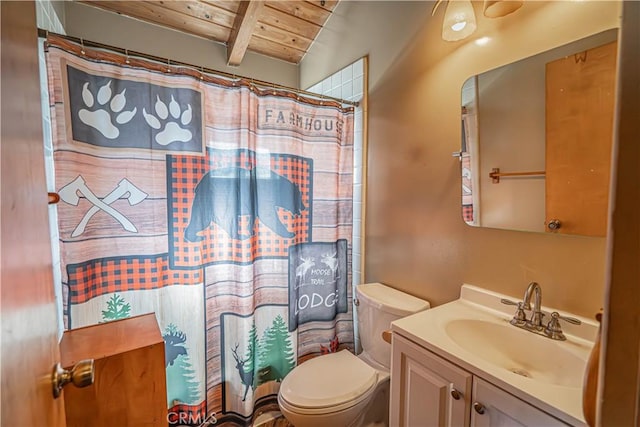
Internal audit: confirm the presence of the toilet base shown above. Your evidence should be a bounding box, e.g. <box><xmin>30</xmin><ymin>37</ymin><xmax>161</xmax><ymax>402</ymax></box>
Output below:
<box><xmin>357</xmin><ymin>376</ymin><xmax>389</xmax><ymax>427</ymax></box>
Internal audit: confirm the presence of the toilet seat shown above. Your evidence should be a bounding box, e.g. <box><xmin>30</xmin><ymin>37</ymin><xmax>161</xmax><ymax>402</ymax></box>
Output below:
<box><xmin>279</xmin><ymin>350</ymin><xmax>378</xmax><ymax>415</ymax></box>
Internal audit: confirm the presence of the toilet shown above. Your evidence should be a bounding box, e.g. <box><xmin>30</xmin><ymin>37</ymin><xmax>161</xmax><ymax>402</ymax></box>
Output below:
<box><xmin>277</xmin><ymin>283</ymin><xmax>430</xmax><ymax>427</ymax></box>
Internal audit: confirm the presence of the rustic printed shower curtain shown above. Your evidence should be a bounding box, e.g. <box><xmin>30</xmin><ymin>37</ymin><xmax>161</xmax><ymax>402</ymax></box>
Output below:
<box><xmin>46</xmin><ymin>36</ymin><xmax>354</xmax><ymax>426</ymax></box>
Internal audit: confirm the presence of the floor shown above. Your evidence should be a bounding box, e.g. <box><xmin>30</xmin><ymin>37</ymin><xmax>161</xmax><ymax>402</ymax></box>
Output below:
<box><xmin>253</xmin><ymin>411</ymin><xmax>293</xmax><ymax>427</ymax></box>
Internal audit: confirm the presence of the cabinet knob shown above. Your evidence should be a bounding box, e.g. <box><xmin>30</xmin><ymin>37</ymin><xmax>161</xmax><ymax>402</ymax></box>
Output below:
<box><xmin>450</xmin><ymin>388</ymin><xmax>461</xmax><ymax>400</ymax></box>
<box><xmin>547</xmin><ymin>219</ymin><xmax>561</xmax><ymax>230</ymax></box>
<box><xmin>473</xmin><ymin>402</ymin><xmax>486</xmax><ymax>415</ymax></box>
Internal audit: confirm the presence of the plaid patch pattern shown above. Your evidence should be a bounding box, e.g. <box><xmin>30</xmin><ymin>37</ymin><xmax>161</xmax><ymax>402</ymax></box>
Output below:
<box><xmin>167</xmin><ymin>149</ymin><xmax>312</xmax><ymax>268</ymax></box>
<box><xmin>168</xmin><ymin>401</ymin><xmax>209</xmax><ymax>426</ymax></box>
<box><xmin>67</xmin><ymin>254</ymin><xmax>202</xmax><ymax>304</ymax></box>
<box><xmin>462</xmin><ymin>204</ymin><xmax>474</xmax><ymax>223</ymax></box>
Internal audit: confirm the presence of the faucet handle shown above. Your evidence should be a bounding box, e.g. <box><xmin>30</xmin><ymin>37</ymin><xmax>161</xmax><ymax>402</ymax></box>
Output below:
<box><xmin>501</xmin><ymin>299</ymin><xmax>527</xmax><ymax>325</ymax></box>
<box><xmin>545</xmin><ymin>312</ymin><xmax>582</xmax><ymax>340</ymax></box>
<box><xmin>552</xmin><ymin>312</ymin><xmax>581</xmax><ymax>325</ymax></box>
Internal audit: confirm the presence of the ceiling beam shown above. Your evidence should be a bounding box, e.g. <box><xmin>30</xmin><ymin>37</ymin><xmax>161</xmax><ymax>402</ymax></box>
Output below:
<box><xmin>227</xmin><ymin>0</ymin><xmax>265</xmax><ymax>66</ymax></box>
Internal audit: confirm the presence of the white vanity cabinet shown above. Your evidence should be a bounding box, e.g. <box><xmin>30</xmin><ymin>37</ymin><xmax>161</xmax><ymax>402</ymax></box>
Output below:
<box><xmin>390</xmin><ymin>334</ymin><xmax>472</xmax><ymax>426</ymax></box>
<box><xmin>470</xmin><ymin>377</ymin><xmax>567</xmax><ymax>426</ymax></box>
<box><xmin>390</xmin><ymin>334</ymin><xmax>569</xmax><ymax>427</ymax></box>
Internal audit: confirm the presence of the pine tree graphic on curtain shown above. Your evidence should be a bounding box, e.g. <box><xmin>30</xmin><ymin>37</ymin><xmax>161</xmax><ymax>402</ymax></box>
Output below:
<box><xmin>258</xmin><ymin>315</ymin><xmax>295</xmax><ymax>383</ymax></box>
<box><xmin>228</xmin><ymin>313</ymin><xmax>296</xmax><ymax>405</ymax></box>
<box><xmin>100</xmin><ymin>293</ymin><xmax>131</xmax><ymax>322</ymax></box>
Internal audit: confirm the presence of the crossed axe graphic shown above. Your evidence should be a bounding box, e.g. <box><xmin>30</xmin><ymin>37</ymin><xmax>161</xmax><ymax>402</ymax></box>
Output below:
<box><xmin>58</xmin><ymin>176</ymin><xmax>148</xmax><ymax>237</ymax></box>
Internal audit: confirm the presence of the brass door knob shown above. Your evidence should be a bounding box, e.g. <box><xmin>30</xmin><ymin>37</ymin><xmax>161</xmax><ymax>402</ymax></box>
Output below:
<box><xmin>52</xmin><ymin>359</ymin><xmax>94</xmax><ymax>398</ymax></box>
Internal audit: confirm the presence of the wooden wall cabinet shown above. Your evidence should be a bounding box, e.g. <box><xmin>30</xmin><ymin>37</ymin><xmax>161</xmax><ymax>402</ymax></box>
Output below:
<box><xmin>390</xmin><ymin>334</ymin><xmax>568</xmax><ymax>427</ymax></box>
<box><xmin>545</xmin><ymin>40</ymin><xmax>617</xmax><ymax>237</ymax></box>
<box><xmin>60</xmin><ymin>313</ymin><xmax>167</xmax><ymax>427</ymax></box>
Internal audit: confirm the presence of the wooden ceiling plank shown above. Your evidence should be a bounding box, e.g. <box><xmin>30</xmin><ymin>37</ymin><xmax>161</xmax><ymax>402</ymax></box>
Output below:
<box><xmin>259</xmin><ymin>5</ymin><xmax>321</xmax><ymax>40</ymax></box>
<box><xmin>265</xmin><ymin>1</ymin><xmax>331</xmax><ymax>26</ymax></box>
<box><xmin>308</xmin><ymin>0</ymin><xmax>338</xmax><ymax>12</ymax></box>
<box><xmin>155</xmin><ymin>0</ymin><xmax>235</xmax><ymax>29</ymax></box>
<box><xmin>253</xmin><ymin>20</ymin><xmax>313</xmax><ymax>52</ymax></box>
<box><xmin>227</xmin><ymin>0</ymin><xmax>266</xmax><ymax>66</ymax></box>
<box><xmin>247</xmin><ymin>35</ymin><xmax>305</xmax><ymax>63</ymax></box>
<box><xmin>82</xmin><ymin>1</ymin><xmax>231</xmax><ymax>41</ymax></box>
<box><xmin>80</xmin><ymin>0</ymin><xmax>338</xmax><ymax>65</ymax></box>
<box><xmin>200</xmin><ymin>0</ymin><xmax>241</xmax><ymax>15</ymax></box>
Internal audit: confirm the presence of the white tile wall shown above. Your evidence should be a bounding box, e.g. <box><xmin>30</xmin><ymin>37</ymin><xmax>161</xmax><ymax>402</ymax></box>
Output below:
<box><xmin>36</xmin><ymin>0</ymin><xmax>65</xmax><ymax>34</ymax></box>
<box><xmin>37</xmin><ymin>0</ymin><xmax>65</xmax><ymax>338</ymax></box>
<box><xmin>306</xmin><ymin>58</ymin><xmax>365</xmax><ymax>352</ymax></box>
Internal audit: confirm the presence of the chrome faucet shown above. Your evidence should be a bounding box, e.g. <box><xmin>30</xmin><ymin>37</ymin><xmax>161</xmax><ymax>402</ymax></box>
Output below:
<box><xmin>522</xmin><ymin>281</ymin><xmax>544</xmax><ymax>329</ymax></box>
<box><xmin>501</xmin><ymin>281</ymin><xmax>582</xmax><ymax>340</ymax></box>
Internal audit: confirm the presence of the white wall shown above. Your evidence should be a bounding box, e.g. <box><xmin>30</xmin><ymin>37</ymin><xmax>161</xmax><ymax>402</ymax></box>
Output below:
<box><xmin>63</xmin><ymin>2</ymin><xmax>299</xmax><ymax>88</ymax></box>
<box><xmin>36</xmin><ymin>0</ymin><xmax>65</xmax><ymax>33</ymax></box>
<box><xmin>300</xmin><ymin>1</ymin><xmax>431</xmax><ymax>91</ymax></box>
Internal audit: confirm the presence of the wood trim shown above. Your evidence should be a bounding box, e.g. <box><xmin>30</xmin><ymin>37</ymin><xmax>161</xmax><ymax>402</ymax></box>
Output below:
<box><xmin>599</xmin><ymin>1</ymin><xmax>640</xmax><ymax>425</ymax></box>
<box><xmin>227</xmin><ymin>0</ymin><xmax>265</xmax><ymax>66</ymax></box>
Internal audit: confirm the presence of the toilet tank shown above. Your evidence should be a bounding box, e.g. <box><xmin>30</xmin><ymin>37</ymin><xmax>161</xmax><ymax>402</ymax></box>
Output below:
<box><xmin>356</xmin><ymin>283</ymin><xmax>430</xmax><ymax>369</ymax></box>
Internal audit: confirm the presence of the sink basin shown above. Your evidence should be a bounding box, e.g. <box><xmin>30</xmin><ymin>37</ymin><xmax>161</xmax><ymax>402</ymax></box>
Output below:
<box><xmin>445</xmin><ymin>319</ymin><xmax>586</xmax><ymax>388</ymax></box>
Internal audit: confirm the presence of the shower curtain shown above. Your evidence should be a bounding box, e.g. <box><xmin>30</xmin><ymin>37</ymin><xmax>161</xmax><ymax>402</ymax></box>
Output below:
<box><xmin>45</xmin><ymin>35</ymin><xmax>354</xmax><ymax>426</ymax></box>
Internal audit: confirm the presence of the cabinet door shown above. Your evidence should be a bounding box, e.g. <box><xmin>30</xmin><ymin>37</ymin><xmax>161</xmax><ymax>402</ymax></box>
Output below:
<box><xmin>471</xmin><ymin>378</ymin><xmax>568</xmax><ymax>426</ymax></box>
<box><xmin>390</xmin><ymin>334</ymin><xmax>472</xmax><ymax>427</ymax></box>
<box><xmin>545</xmin><ymin>40</ymin><xmax>617</xmax><ymax>237</ymax></box>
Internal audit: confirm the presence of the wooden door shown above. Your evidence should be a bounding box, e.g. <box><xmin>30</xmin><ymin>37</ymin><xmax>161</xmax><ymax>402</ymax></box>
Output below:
<box><xmin>470</xmin><ymin>378</ymin><xmax>567</xmax><ymax>426</ymax></box>
<box><xmin>545</xmin><ymin>41</ymin><xmax>617</xmax><ymax>237</ymax></box>
<box><xmin>390</xmin><ymin>334</ymin><xmax>472</xmax><ymax>427</ymax></box>
<box><xmin>1</xmin><ymin>1</ymin><xmax>67</xmax><ymax>425</ymax></box>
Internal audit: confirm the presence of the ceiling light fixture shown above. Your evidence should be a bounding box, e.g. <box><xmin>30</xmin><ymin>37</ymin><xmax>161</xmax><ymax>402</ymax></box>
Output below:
<box><xmin>483</xmin><ymin>0</ymin><xmax>524</xmax><ymax>18</ymax></box>
<box><xmin>433</xmin><ymin>0</ymin><xmax>525</xmax><ymax>42</ymax></box>
<box><xmin>433</xmin><ymin>0</ymin><xmax>478</xmax><ymax>42</ymax></box>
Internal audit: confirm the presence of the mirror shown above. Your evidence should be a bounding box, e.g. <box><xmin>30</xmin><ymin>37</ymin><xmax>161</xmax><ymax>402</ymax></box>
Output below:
<box><xmin>460</xmin><ymin>29</ymin><xmax>618</xmax><ymax>237</ymax></box>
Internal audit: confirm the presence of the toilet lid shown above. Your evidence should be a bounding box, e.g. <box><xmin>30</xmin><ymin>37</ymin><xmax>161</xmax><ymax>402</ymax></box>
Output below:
<box><xmin>279</xmin><ymin>350</ymin><xmax>377</xmax><ymax>410</ymax></box>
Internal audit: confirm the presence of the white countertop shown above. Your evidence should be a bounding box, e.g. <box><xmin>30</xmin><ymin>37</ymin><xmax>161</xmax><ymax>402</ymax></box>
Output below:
<box><xmin>391</xmin><ymin>284</ymin><xmax>599</xmax><ymax>426</ymax></box>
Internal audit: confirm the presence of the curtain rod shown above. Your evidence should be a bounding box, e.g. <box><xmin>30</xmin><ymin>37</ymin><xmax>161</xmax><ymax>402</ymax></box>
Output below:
<box><xmin>37</xmin><ymin>28</ymin><xmax>359</xmax><ymax>108</ymax></box>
